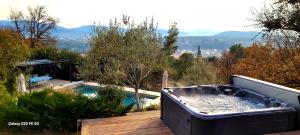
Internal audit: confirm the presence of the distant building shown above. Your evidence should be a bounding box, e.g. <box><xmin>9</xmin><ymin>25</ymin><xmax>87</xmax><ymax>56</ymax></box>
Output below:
<box><xmin>171</xmin><ymin>51</ymin><xmax>184</xmax><ymax>59</ymax></box>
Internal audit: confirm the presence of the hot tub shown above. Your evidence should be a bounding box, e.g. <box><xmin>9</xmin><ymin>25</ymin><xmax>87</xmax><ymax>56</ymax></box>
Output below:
<box><xmin>161</xmin><ymin>83</ymin><xmax>296</xmax><ymax>135</ymax></box>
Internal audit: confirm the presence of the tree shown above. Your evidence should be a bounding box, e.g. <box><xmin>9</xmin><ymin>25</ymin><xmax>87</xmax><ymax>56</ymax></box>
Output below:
<box><xmin>172</xmin><ymin>53</ymin><xmax>194</xmax><ymax>80</ymax></box>
<box><xmin>217</xmin><ymin>51</ymin><xmax>234</xmax><ymax>83</ymax></box>
<box><xmin>253</xmin><ymin>0</ymin><xmax>300</xmax><ymax>33</ymax></box>
<box><xmin>252</xmin><ymin>0</ymin><xmax>300</xmax><ymax>88</ymax></box>
<box><xmin>181</xmin><ymin>59</ymin><xmax>218</xmax><ymax>85</ymax></box>
<box><xmin>10</xmin><ymin>5</ymin><xmax>58</xmax><ymax>48</ymax></box>
<box><xmin>79</xmin><ymin>16</ymin><xmax>164</xmax><ymax>111</ymax></box>
<box><xmin>231</xmin><ymin>44</ymin><xmax>300</xmax><ymax>89</ymax></box>
<box><xmin>0</xmin><ymin>28</ymin><xmax>29</xmax><ymax>92</ymax></box>
<box><xmin>30</xmin><ymin>47</ymin><xmax>82</xmax><ymax>64</ymax></box>
<box><xmin>163</xmin><ymin>22</ymin><xmax>179</xmax><ymax>56</ymax></box>
<box><xmin>217</xmin><ymin>44</ymin><xmax>245</xmax><ymax>83</ymax></box>
<box><xmin>207</xmin><ymin>56</ymin><xmax>218</xmax><ymax>62</ymax></box>
<box><xmin>197</xmin><ymin>45</ymin><xmax>202</xmax><ymax>58</ymax></box>
<box><xmin>231</xmin><ymin>44</ymin><xmax>276</xmax><ymax>81</ymax></box>
<box><xmin>229</xmin><ymin>43</ymin><xmax>245</xmax><ymax>63</ymax></box>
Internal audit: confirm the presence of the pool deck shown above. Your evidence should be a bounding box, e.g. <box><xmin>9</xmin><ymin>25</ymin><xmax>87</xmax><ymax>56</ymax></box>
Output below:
<box><xmin>81</xmin><ymin>110</ymin><xmax>300</xmax><ymax>135</ymax></box>
<box><xmin>29</xmin><ymin>79</ymin><xmax>81</xmax><ymax>91</ymax></box>
<box><xmin>81</xmin><ymin>110</ymin><xmax>173</xmax><ymax>135</ymax></box>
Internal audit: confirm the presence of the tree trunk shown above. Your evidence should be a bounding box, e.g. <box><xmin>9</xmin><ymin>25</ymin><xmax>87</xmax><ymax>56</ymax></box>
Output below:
<box><xmin>135</xmin><ymin>86</ymin><xmax>141</xmax><ymax>111</ymax></box>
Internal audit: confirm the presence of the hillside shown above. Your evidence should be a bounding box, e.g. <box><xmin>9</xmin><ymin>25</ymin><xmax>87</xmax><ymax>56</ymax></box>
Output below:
<box><xmin>0</xmin><ymin>20</ymin><xmax>262</xmax><ymax>52</ymax></box>
<box><xmin>178</xmin><ymin>31</ymin><xmax>261</xmax><ymax>50</ymax></box>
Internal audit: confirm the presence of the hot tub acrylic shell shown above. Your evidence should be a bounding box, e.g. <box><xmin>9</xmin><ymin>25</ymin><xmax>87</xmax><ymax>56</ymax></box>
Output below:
<box><xmin>161</xmin><ymin>86</ymin><xmax>296</xmax><ymax>135</ymax></box>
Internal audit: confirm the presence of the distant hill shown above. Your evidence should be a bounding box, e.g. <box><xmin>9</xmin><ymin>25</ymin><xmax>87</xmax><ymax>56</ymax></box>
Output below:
<box><xmin>53</xmin><ymin>25</ymin><xmax>93</xmax><ymax>40</ymax></box>
<box><xmin>178</xmin><ymin>31</ymin><xmax>262</xmax><ymax>51</ymax></box>
<box><xmin>213</xmin><ymin>31</ymin><xmax>260</xmax><ymax>39</ymax></box>
<box><xmin>0</xmin><ymin>20</ymin><xmax>14</xmax><ymax>28</ymax></box>
<box><xmin>0</xmin><ymin>20</ymin><xmax>262</xmax><ymax>52</ymax></box>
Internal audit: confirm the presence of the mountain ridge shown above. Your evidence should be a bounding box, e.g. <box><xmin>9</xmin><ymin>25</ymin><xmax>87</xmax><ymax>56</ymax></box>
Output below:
<box><xmin>0</xmin><ymin>20</ymin><xmax>261</xmax><ymax>52</ymax></box>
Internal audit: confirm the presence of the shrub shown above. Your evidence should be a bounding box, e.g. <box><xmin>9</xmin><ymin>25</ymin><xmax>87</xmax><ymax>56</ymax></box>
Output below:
<box><xmin>181</xmin><ymin>59</ymin><xmax>218</xmax><ymax>85</ymax></box>
<box><xmin>0</xmin><ymin>87</ymin><xmax>132</xmax><ymax>132</ymax></box>
<box><xmin>144</xmin><ymin>104</ymin><xmax>160</xmax><ymax>111</ymax></box>
<box><xmin>0</xmin><ymin>81</ymin><xmax>13</xmax><ymax>105</ymax></box>
<box><xmin>55</xmin><ymin>87</ymin><xmax>77</xmax><ymax>95</ymax></box>
<box><xmin>0</xmin><ymin>28</ymin><xmax>29</xmax><ymax>92</ymax></box>
<box><xmin>0</xmin><ymin>104</ymin><xmax>37</xmax><ymax>132</ymax></box>
<box><xmin>0</xmin><ymin>82</ymin><xmax>36</xmax><ymax>132</ymax></box>
<box><xmin>95</xmin><ymin>86</ymin><xmax>133</xmax><ymax>116</ymax></box>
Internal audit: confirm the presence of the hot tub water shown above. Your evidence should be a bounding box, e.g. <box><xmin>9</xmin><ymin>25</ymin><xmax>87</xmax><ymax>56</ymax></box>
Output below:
<box><xmin>179</xmin><ymin>94</ymin><xmax>266</xmax><ymax>114</ymax></box>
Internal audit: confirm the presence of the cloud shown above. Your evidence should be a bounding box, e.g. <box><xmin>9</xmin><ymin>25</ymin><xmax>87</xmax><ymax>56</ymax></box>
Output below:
<box><xmin>0</xmin><ymin>0</ymin><xmax>265</xmax><ymax>31</ymax></box>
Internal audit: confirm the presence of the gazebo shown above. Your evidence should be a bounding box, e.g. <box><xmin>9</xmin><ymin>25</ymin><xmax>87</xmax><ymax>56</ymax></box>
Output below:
<box><xmin>18</xmin><ymin>59</ymin><xmax>75</xmax><ymax>92</ymax></box>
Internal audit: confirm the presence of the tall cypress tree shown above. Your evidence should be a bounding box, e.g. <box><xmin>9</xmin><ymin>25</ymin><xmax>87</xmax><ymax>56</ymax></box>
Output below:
<box><xmin>197</xmin><ymin>45</ymin><xmax>202</xmax><ymax>58</ymax></box>
<box><xmin>163</xmin><ymin>22</ymin><xmax>179</xmax><ymax>56</ymax></box>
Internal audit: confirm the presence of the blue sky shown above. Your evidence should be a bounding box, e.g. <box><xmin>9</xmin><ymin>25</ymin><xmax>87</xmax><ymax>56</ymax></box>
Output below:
<box><xmin>0</xmin><ymin>0</ymin><xmax>267</xmax><ymax>32</ymax></box>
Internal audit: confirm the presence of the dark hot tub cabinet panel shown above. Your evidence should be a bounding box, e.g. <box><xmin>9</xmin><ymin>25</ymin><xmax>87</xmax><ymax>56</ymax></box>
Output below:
<box><xmin>161</xmin><ymin>75</ymin><xmax>298</xmax><ymax>135</ymax></box>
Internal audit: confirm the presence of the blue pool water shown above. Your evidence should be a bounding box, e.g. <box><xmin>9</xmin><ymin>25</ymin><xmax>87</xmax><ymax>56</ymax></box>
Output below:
<box><xmin>74</xmin><ymin>84</ymin><xmax>157</xmax><ymax>106</ymax></box>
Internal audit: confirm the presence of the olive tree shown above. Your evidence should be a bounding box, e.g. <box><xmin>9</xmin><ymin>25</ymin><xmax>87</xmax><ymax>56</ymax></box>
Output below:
<box><xmin>79</xmin><ymin>16</ymin><xmax>164</xmax><ymax>111</ymax></box>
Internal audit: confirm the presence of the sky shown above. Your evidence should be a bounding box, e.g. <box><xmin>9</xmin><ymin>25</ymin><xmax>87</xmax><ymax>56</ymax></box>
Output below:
<box><xmin>0</xmin><ymin>0</ymin><xmax>267</xmax><ymax>32</ymax></box>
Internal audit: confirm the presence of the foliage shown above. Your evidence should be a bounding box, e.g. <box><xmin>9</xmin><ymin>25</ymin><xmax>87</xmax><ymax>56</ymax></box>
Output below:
<box><xmin>251</xmin><ymin>0</ymin><xmax>300</xmax><ymax>89</ymax></box>
<box><xmin>30</xmin><ymin>47</ymin><xmax>82</xmax><ymax>64</ymax></box>
<box><xmin>58</xmin><ymin>49</ymin><xmax>82</xmax><ymax>64</ymax></box>
<box><xmin>163</xmin><ymin>22</ymin><xmax>179</xmax><ymax>56</ymax></box>
<box><xmin>229</xmin><ymin>43</ymin><xmax>245</xmax><ymax>62</ymax></box>
<box><xmin>206</xmin><ymin>56</ymin><xmax>218</xmax><ymax>62</ymax></box>
<box><xmin>217</xmin><ymin>42</ymin><xmax>300</xmax><ymax>89</ymax></box>
<box><xmin>0</xmin><ymin>81</ymin><xmax>15</xmax><ymax>106</ymax></box>
<box><xmin>0</xmin><ymin>28</ymin><xmax>29</xmax><ymax>92</ymax></box>
<box><xmin>95</xmin><ymin>86</ymin><xmax>133</xmax><ymax>115</ymax></box>
<box><xmin>181</xmin><ymin>59</ymin><xmax>218</xmax><ymax>85</ymax></box>
<box><xmin>55</xmin><ymin>87</ymin><xmax>77</xmax><ymax>95</ymax></box>
<box><xmin>77</xmin><ymin>54</ymin><xmax>101</xmax><ymax>81</ymax></box>
<box><xmin>141</xmin><ymin>68</ymin><xmax>166</xmax><ymax>91</ymax></box>
<box><xmin>0</xmin><ymin>88</ymin><xmax>131</xmax><ymax>132</ymax></box>
<box><xmin>197</xmin><ymin>46</ymin><xmax>202</xmax><ymax>58</ymax></box>
<box><xmin>30</xmin><ymin>47</ymin><xmax>59</xmax><ymax>60</ymax></box>
<box><xmin>79</xmin><ymin>16</ymin><xmax>166</xmax><ymax>110</ymax></box>
<box><xmin>230</xmin><ymin>44</ymin><xmax>275</xmax><ymax>80</ymax></box>
<box><xmin>10</xmin><ymin>5</ymin><xmax>58</xmax><ymax>48</ymax></box>
<box><xmin>253</xmin><ymin>0</ymin><xmax>300</xmax><ymax>33</ymax></box>
<box><xmin>144</xmin><ymin>104</ymin><xmax>160</xmax><ymax>111</ymax></box>
<box><xmin>217</xmin><ymin>44</ymin><xmax>245</xmax><ymax>83</ymax></box>
<box><xmin>231</xmin><ymin>44</ymin><xmax>300</xmax><ymax>89</ymax></box>
<box><xmin>0</xmin><ymin>104</ymin><xmax>37</xmax><ymax>132</ymax></box>
<box><xmin>171</xmin><ymin>53</ymin><xmax>194</xmax><ymax>80</ymax></box>
<box><xmin>0</xmin><ymin>82</ymin><xmax>35</xmax><ymax>132</ymax></box>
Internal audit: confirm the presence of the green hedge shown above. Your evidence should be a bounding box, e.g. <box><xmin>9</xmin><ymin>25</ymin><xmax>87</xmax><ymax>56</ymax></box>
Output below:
<box><xmin>0</xmin><ymin>86</ymin><xmax>132</xmax><ymax>132</ymax></box>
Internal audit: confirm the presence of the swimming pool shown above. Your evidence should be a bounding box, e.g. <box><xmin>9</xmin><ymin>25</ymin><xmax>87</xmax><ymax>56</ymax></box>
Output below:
<box><xmin>74</xmin><ymin>84</ymin><xmax>158</xmax><ymax>106</ymax></box>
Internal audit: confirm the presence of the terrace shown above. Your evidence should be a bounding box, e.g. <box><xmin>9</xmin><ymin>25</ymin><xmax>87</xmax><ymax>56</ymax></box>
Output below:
<box><xmin>81</xmin><ymin>111</ymin><xmax>172</xmax><ymax>135</ymax></box>
<box><xmin>81</xmin><ymin>110</ymin><xmax>300</xmax><ymax>135</ymax></box>
<box><xmin>81</xmin><ymin>75</ymin><xmax>300</xmax><ymax>135</ymax></box>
